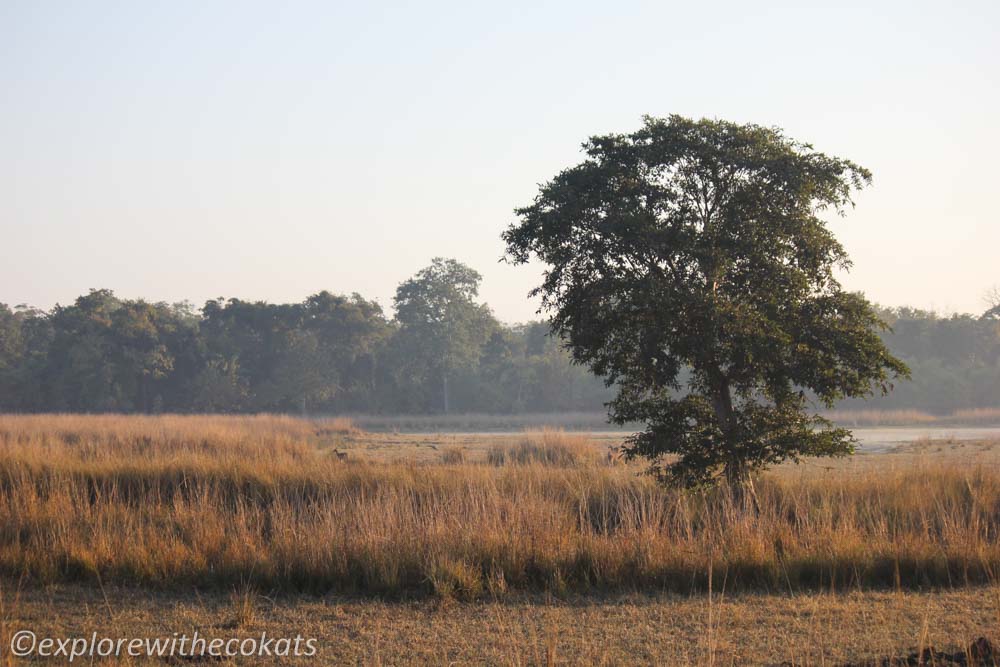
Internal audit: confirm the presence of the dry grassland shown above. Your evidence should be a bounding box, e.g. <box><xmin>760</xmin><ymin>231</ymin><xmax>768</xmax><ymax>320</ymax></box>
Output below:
<box><xmin>1</xmin><ymin>414</ymin><xmax>1000</xmax><ymax>664</ymax></box>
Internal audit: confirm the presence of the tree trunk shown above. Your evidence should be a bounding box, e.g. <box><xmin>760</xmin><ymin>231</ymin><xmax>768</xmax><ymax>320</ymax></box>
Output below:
<box><xmin>724</xmin><ymin>459</ymin><xmax>751</xmax><ymax>489</ymax></box>
<box><xmin>725</xmin><ymin>462</ymin><xmax>759</xmax><ymax>512</ymax></box>
<box><xmin>442</xmin><ymin>373</ymin><xmax>450</xmax><ymax>414</ymax></box>
<box><xmin>708</xmin><ymin>369</ymin><xmax>736</xmax><ymax>441</ymax></box>
<box><xmin>709</xmin><ymin>369</ymin><xmax>757</xmax><ymax>510</ymax></box>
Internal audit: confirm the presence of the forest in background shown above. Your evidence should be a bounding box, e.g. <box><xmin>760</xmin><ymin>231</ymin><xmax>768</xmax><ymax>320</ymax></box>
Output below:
<box><xmin>1</xmin><ymin>258</ymin><xmax>998</xmax><ymax>415</ymax></box>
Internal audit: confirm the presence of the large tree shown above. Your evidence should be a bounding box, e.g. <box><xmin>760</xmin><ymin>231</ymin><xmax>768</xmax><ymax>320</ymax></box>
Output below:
<box><xmin>392</xmin><ymin>258</ymin><xmax>497</xmax><ymax>413</ymax></box>
<box><xmin>503</xmin><ymin>115</ymin><xmax>908</xmax><ymax>489</ymax></box>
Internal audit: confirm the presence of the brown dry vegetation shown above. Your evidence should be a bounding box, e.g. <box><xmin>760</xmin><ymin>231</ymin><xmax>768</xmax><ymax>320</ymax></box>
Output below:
<box><xmin>2</xmin><ymin>415</ymin><xmax>1000</xmax><ymax>600</ymax></box>
<box><xmin>824</xmin><ymin>408</ymin><xmax>941</xmax><ymax>426</ymax></box>
<box><xmin>825</xmin><ymin>407</ymin><xmax>1000</xmax><ymax>427</ymax></box>
<box><xmin>2</xmin><ymin>583</ymin><xmax>1000</xmax><ymax>665</ymax></box>
<box><xmin>486</xmin><ymin>428</ymin><xmax>599</xmax><ymax>467</ymax></box>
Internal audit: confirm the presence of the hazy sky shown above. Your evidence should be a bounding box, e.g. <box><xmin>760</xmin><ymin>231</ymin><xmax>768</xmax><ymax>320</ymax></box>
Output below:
<box><xmin>3</xmin><ymin>0</ymin><xmax>997</xmax><ymax>323</ymax></box>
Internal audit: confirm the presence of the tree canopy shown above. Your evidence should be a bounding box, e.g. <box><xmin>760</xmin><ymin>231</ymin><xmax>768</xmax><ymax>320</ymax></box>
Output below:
<box><xmin>0</xmin><ymin>262</ymin><xmax>611</xmax><ymax>415</ymax></box>
<box><xmin>4</xmin><ymin>263</ymin><xmax>1000</xmax><ymax>421</ymax></box>
<box><xmin>503</xmin><ymin>115</ymin><xmax>909</xmax><ymax>487</ymax></box>
<box><xmin>392</xmin><ymin>258</ymin><xmax>498</xmax><ymax>413</ymax></box>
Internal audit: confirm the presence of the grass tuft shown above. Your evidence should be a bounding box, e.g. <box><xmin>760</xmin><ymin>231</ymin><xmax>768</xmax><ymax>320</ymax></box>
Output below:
<box><xmin>487</xmin><ymin>428</ymin><xmax>598</xmax><ymax>466</ymax></box>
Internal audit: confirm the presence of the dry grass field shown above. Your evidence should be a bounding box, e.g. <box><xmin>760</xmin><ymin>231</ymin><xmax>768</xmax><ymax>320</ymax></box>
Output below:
<box><xmin>2</xmin><ymin>414</ymin><xmax>1000</xmax><ymax>664</ymax></box>
<box><xmin>3</xmin><ymin>584</ymin><xmax>1000</xmax><ymax>665</ymax></box>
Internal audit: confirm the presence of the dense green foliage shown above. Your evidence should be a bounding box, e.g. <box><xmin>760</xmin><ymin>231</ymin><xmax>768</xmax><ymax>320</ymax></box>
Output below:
<box><xmin>0</xmin><ymin>260</ymin><xmax>610</xmax><ymax>414</ymax></box>
<box><xmin>0</xmin><ymin>264</ymin><xmax>997</xmax><ymax>418</ymax></box>
<box><xmin>504</xmin><ymin>115</ymin><xmax>908</xmax><ymax>486</ymax></box>
<box><xmin>391</xmin><ymin>259</ymin><xmax>497</xmax><ymax>413</ymax></box>
<box><xmin>843</xmin><ymin>306</ymin><xmax>1000</xmax><ymax>413</ymax></box>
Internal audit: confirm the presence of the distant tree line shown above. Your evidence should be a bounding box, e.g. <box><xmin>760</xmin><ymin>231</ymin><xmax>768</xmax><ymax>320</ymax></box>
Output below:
<box><xmin>0</xmin><ymin>260</ymin><xmax>997</xmax><ymax>415</ymax></box>
<box><xmin>843</xmin><ymin>305</ymin><xmax>1000</xmax><ymax>413</ymax></box>
<box><xmin>0</xmin><ymin>259</ymin><xmax>611</xmax><ymax>414</ymax></box>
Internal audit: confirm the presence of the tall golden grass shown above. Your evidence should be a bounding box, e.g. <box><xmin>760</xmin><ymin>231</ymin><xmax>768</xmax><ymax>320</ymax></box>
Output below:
<box><xmin>1</xmin><ymin>415</ymin><xmax>999</xmax><ymax>598</ymax></box>
<box><xmin>486</xmin><ymin>428</ymin><xmax>598</xmax><ymax>466</ymax></box>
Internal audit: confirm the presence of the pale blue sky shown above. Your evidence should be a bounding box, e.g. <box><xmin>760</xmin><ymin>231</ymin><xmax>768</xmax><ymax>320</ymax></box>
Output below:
<box><xmin>2</xmin><ymin>0</ymin><xmax>997</xmax><ymax>322</ymax></box>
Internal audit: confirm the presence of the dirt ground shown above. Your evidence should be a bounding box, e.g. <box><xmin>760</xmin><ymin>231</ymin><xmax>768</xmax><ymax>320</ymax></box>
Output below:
<box><xmin>2</xmin><ymin>583</ymin><xmax>999</xmax><ymax>665</ymax></box>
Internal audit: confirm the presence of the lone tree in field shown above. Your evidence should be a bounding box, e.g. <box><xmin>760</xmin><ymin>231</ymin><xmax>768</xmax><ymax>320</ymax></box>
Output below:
<box><xmin>503</xmin><ymin>115</ymin><xmax>908</xmax><ymax>489</ymax></box>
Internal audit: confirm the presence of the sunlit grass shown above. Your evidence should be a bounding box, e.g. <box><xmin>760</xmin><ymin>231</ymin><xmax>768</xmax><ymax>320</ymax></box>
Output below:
<box><xmin>0</xmin><ymin>415</ymin><xmax>999</xmax><ymax>598</ymax></box>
